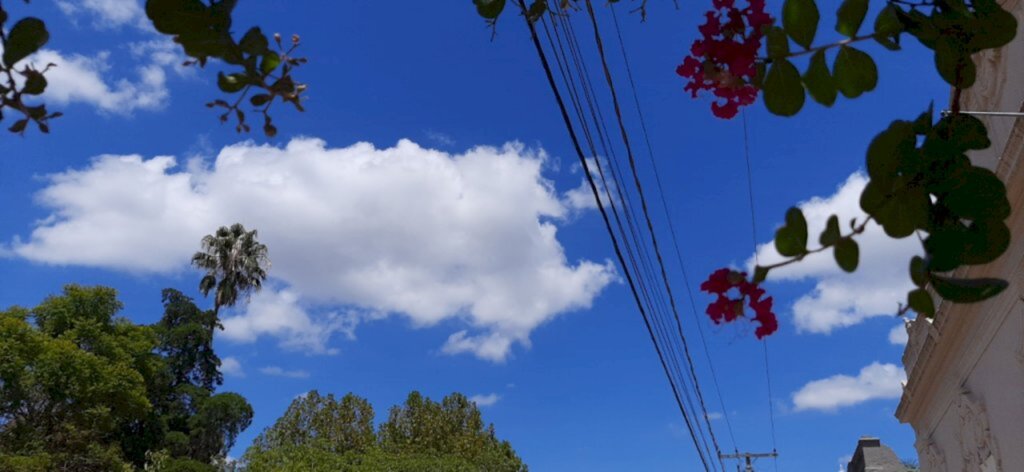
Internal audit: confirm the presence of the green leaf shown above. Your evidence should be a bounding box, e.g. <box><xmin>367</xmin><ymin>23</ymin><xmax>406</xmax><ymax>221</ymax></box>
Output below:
<box><xmin>898</xmin><ymin>9</ymin><xmax>939</xmax><ymax>49</ymax></box>
<box><xmin>527</xmin><ymin>0</ymin><xmax>548</xmax><ymax>22</ymax></box>
<box><xmin>819</xmin><ymin>214</ymin><xmax>841</xmax><ymax>246</ymax></box>
<box><xmin>250</xmin><ymin>94</ymin><xmax>271</xmax><ymax>106</ymax></box>
<box><xmin>753</xmin><ymin>266</ymin><xmax>770</xmax><ymax>284</ymax></box>
<box><xmin>912</xmin><ymin>103</ymin><xmax>933</xmax><ymax>134</ymax></box>
<box><xmin>217</xmin><ymin>72</ymin><xmax>248</xmax><ymax>93</ymax></box>
<box><xmin>766</xmin><ymin>26</ymin><xmax>791</xmax><ymax>60</ymax></box>
<box><xmin>930</xmin><ymin>274</ymin><xmax>1007</xmax><ymax>303</ymax></box>
<box><xmin>473</xmin><ymin>0</ymin><xmax>507</xmax><ymax>19</ymax></box>
<box><xmin>935</xmin><ymin>36</ymin><xmax>976</xmax><ymax>88</ymax></box>
<box><xmin>22</xmin><ymin>70</ymin><xmax>47</xmax><ymax>95</ymax></box>
<box><xmin>969</xmin><ymin>0</ymin><xmax>1017</xmax><ymax>50</ymax></box>
<box><xmin>960</xmin><ymin>219</ymin><xmax>1010</xmax><ymax>265</ymax></box>
<box><xmin>260</xmin><ymin>52</ymin><xmax>281</xmax><ymax>75</ymax></box>
<box><xmin>907</xmin><ymin>288</ymin><xmax>935</xmax><ymax>316</ymax></box>
<box><xmin>834</xmin><ymin>238</ymin><xmax>859</xmax><ymax>272</ymax></box>
<box><xmin>3</xmin><ymin>18</ymin><xmax>49</xmax><ymax>67</ymax></box>
<box><xmin>945</xmin><ymin>114</ymin><xmax>991</xmax><ymax>151</ymax></box>
<box><xmin>942</xmin><ymin>167</ymin><xmax>1009</xmax><ymax>221</ymax></box>
<box><xmin>865</xmin><ymin>176</ymin><xmax>930</xmax><ymax>238</ymax></box>
<box><xmin>835</xmin><ymin>0</ymin><xmax>868</xmax><ymax>37</ymax></box>
<box><xmin>910</xmin><ymin>256</ymin><xmax>928</xmax><ymax>287</ymax></box>
<box><xmin>239</xmin><ymin>27</ymin><xmax>269</xmax><ymax>56</ymax></box>
<box><xmin>865</xmin><ymin>120</ymin><xmax>914</xmax><ymax>180</ymax></box>
<box><xmin>763</xmin><ymin>59</ymin><xmax>805</xmax><ymax>117</ymax></box>
<box><xmin>873</xmin><ymin>5</ymin><xmax>903</xmax><ymax>50</ymax></box>
<box><xmin>782</xmin><ymin>0</ymin><xmax>820</xmax><ymax>49</ymax></box>
<box><xmin>8</xmin><ymin>118</ymin><xmax>28</xmax><ymax>134</ymax></box>
<box><xmin>833</xmin><ymin>46</ymin><xmax>877</xmax><ymax>98</ymax></box>
<box><xmin>774</xmin><ymin>207</ymin><xmax>808</xmax><ymax>257</ymax></box>
<box><xmin>146</xmin><ymin>0</ymin><xmax>208</xmax><ymax>35</ymax></box>
<box><xmin>802</xmin><ymin>50</ymin><xmax>836</xmax><ymax>106</ymax></box>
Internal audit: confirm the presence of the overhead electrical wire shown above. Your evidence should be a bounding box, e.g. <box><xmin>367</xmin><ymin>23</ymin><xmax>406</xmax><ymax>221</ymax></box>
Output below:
<box><xmin>514</xmin><ymin>2</ymin><xmax>713</xmax><ymax>470</ymax></box>
<box><xmin>520</xmin><ymin>1</ymin><xmax>790</xmax><ymax>469</ymax></box>
<box><xmin>741</xmin><ymin>111</ymin><xmax>781</xmax><ymax>472</ymax></box>
<box><xmin>607</xmin><ymin>3</ymin><xmax>740</xmax><ymax>455</ymax></box>
<box><xmin>545</xmin><ymin>10</ymin><xmax>719</xmax><ymax>467</ymax></box>
<box><xmin>547</xmin><ymin>12</ymin><xmax>720</xmax><ymax>465</ymax></box>
<box><xmin>579</xmin><ymin>1</ymin><xmax>725</xmax><ymax>468</ymax></box>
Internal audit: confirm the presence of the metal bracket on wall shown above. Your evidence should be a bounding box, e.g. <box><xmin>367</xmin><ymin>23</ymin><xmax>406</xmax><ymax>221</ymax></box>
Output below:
<box><xmin>941</xmin><ymin>110</ymin><xmax>1024</xmax><ymax>118</ymax></box>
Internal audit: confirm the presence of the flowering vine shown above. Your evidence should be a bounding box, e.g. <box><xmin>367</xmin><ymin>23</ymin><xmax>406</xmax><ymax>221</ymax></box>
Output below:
<box><xmin>700</xmin><ymin>268</ymin><xmax>778</xmax><ymax>339</ymax></box>
<box><xmin>676</xmin><ymin>0</ymin><xmax>773</xmax><ymax>119</ymax></box>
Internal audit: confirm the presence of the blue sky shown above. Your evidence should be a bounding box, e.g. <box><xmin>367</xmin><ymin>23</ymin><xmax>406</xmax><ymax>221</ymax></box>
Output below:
<box><xmin>0</xmin><ymin>1</ymin><xmax>950</xmax><ymax>470</ymax></box>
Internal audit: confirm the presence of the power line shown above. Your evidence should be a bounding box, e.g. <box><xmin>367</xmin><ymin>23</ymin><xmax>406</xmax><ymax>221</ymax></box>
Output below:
<box><xmin>550</xmin><ymin>12</ymin><xmax>718</xmax><ymax>463</ymax></box>
<box><xmin>741</xmin><ymin>110</ymin><xmax>780</xmax><ymax>472</ymax></box>
<box><xmin>514</xmin><ymin>3</ymin><xmax>712</xmax><ymax>470</ymax></box>
<box><xmin>608</xmin><ymin>2</ymin><xmax>739</xmax><ymax>454</ymax></box>
<box><xmin>579</xmin><ymin>1</ymin><xmax>725</xmax><ymax>468</ymax></box>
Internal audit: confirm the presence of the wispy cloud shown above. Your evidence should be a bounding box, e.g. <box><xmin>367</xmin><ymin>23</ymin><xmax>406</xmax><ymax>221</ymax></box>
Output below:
<box><xmin>792</xmin><ymin>362</ymin><xmax>905</xmax><ymax>412</ymax></box>
<box><xmin>220</xmin><ymin>356</ymin><xmax>245</xmax><ymax>378</ymax></box>
<box><xmin>260</xmin><ymin>366</ymin><xmax>310</xmax><ymax>379</ymax></box>
<box><xmin>469</xmin><ymin>393</ymin><xmax>501</xmax><ymax>407</ymax></box>
<box><xmin>888</xmin><ymin>323</ymin><xmax>909</xmax><ymax>346</ymax></box>
<box><xmin>56</xmin><ymin>0</ymin><xmax>147</xmax><ymax>30</ymax></box>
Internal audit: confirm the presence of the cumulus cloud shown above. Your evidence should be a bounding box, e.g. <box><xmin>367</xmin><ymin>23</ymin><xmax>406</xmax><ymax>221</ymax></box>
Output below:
<box><xmin>888</xmin><ymin>323</ymin><xmax>909</xmax><ymax>346</ymax></box>
<box><xmin>9</xmin><ymin>138</ymin><xmax>614</xmax><ymax>361</ymax></box>
<box><xmin>469</xmin><ymin>393</ymin><xmax>501</xmax><ymax>407</ymax></box>
<box><xmin>57</xmin><ymin>0</ymin><xmax>146</xmax><ymax>29</ymax></box>
<box><xmin>221</xmin><ymin>289</ymin><xmax>358</xmax><ymax>355</ymax></box>
<box><xmin>27</xmin><ymin>49</ymin><xmax>169</xmax><ymax>114</ymax></box>
<box><xmin>220</xmin><ymin>356</ymin><xmax>245</xmax><ymax>377</ymax></box>
<box><xmin>792</xmin><ymin>362</ymin><xmax>905</xmax><ymax>412</ymax></box>
<box><xmin>260</xmin><ymin>366</ymin><xmax>310</xmax><ymax>379</ymax></box>
<box><xmin>747</xmin><ymin>173</ymin><xmax>921</xmax><ymax>334</ymax></box>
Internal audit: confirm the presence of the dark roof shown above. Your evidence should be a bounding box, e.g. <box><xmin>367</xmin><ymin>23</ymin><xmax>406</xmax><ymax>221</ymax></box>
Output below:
<box><xmin>846</xmin><ymin>437</ymin><xmax>909</xmax><ymax>472</ymax></box>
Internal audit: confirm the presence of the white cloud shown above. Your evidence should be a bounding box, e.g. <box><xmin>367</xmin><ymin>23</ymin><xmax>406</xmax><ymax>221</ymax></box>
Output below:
<box><xmin>562</xmin><ymin>179</ymin><xmax>599</xmax><ymax>211</ymax></box>
<box><xmin>260</xmin><ymin>366</ymin><xmax>310</xmax><ymax>379</ymax></box>
<box><xmin>220</xmin><ymin>356</ymin><xmax>245</xmax><ymax>377</ymax></box>
<box><xmin>888</xmin><ymin>323</ymin><xmax>909</xmax><ymax>346</ymax></box>
<box><xmin>469</xmin><ymin>393</ymin><xmax>501</xmax><ymax>407</ymax></box>
<box><xmin>9</xmin><ymin>138</ymin><xmax>614</xmax><ymax>362</ymax></box>
<box><xmin>706</xmin><ymin>412</ymin><xmax>723</xmax><ymax>421</ymax></box>
<box><xmin>57</xmin><ymin>0</ymin><xmax>146</xmax><ymax>29</ymax></box>
<box><xmin>747</xmin><ymin>173</ymin><xmax>921</xmax><ymax>334</ymax></box>
<box><xmin>27</xmin><ymin>49</ymin><xmax>169</xmax><ymax>114</ymax></box>
<box><xmin>221</xmin><ymin>288</ymin><xmax>357</xmax><ymax>355</ymax></box>
<box><xmin>792</xmin><ymin>362</ymin><xmax>905</xmax><ymax>412</ymax></box>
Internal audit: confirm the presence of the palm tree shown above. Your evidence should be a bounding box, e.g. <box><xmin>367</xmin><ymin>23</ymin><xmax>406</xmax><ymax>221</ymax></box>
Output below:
<box><xmin>191</xmin><ymin>223</ymin><xmax>271</xmax><ymax>317</ymax></box>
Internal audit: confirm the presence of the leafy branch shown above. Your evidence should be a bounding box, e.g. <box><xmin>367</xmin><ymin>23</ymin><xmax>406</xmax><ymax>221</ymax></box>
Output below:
<box><xmin>0</xmin><ymin>0</ymin><xmax>62</xmax><ymax>135</ymax></box>
<box><xmin>146</xmin><ymin>0</ymin><xmax>308</xmax><ymax>137</ymax></box>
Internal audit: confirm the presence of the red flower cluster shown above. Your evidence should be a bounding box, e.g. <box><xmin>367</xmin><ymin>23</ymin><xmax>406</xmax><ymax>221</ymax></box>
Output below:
<box><xmin>676</xmin><ymin>0</ymin><xmax>773</xmax><ymax>119</ymax></box>
<box><xmin>700</xmin><ymin>268</ymin><xmax>778</xmax><ymax>339</ymax></box>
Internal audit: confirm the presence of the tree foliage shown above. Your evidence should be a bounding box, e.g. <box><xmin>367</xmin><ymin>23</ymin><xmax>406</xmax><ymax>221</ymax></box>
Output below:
<box><xmin>192</xmin><ymin>223</ymin><xmax>270</xmax><ymax>317</ymax></box>
<box><xmin>0</xmin><ymin>0</ymin><xmax>306</xmax><ymax>136</ymax></box>
<box><xmin>0</xmin><ymin>285</ymin><xmax>253</xmax><ymax>471</ymax></box>
<box><xmin>244</xmin><ymin>391</ymin><xmax>527</xmax><ymax>472</ymax></box>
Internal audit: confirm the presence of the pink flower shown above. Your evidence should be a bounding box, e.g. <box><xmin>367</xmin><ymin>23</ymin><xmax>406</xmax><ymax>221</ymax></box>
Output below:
<box><xmin>677</xmin><ymin>0</ymin><xmax>773</xmax><ymax>119</ymax></box>
<box><xmin>699</xmin><ymin>268</ymin><xmax>779</xmax><ymax>338</ymax></box>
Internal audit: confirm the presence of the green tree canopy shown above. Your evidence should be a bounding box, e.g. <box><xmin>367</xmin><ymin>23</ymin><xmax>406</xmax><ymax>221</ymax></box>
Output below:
<box><xmin>0</xmin><ymin>285</ymin><xmax>253</xmax><ymax>471</ymax></box>
<box><xmin>244</xmin><ymin>391</ymin><xmax>527</xmax><ymax>472</ymax></box>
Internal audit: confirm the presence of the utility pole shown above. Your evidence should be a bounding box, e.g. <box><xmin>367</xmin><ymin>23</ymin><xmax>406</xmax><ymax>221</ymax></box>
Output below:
<box><xmin>719</xmin><ymin>451</ymin><xmax>778</xmax><ymax>472</ymax></box>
